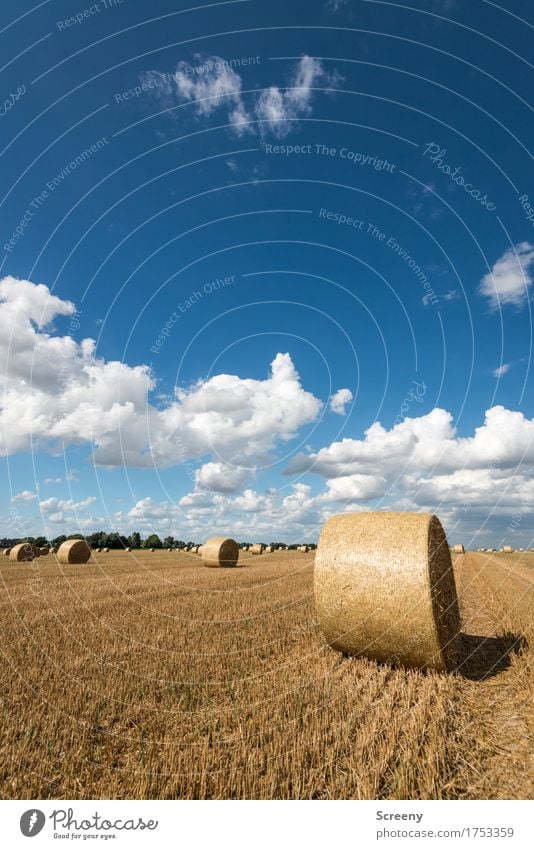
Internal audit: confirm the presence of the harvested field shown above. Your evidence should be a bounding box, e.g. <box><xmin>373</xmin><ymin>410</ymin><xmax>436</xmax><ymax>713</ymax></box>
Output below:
<box><xmin>0</xmin><ymin>549</ymin><xmax>531</xmax><ymax>800</ymax></box>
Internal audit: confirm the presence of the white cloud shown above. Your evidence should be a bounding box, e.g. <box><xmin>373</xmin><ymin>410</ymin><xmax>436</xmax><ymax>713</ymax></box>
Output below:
<box><xmin>285</xmin><ymin>406</ymin><xmax>534</xmax><ymax>522</ymax></box>
<box><xmin>0</xmin><ymin>278</ymin><xmax>322</xmax><ymax>471</ymax></box>
<box><xmin>195</xmin><ymin>461</ymin><xmax>251</xmax><ymax>493</ymax></box>
<box><xmin>11</xmin><ymin>489</ymin><xmax>38</xmax><ymax>502</ymax></box>
<box><xmin>254</xmin><ymin>56</ymin><xmax>329</xmax><ymax>138</ymax></box>
<box><xmin>44</xmin><ymin>477</ymin><xmax>62</xmax><ymax>484</ymax></box>
<box><xmin>493</xmin><ymin>363</ymin><xmax>511</xmax><ymax>378</ymax></box>
<box><xmin>329</xmin><ymin>388</ymin><xmax>353</xmax><ymax>415</ymax></box>
<box><xmin>478</xmin><ymin>242</ymin><xmax>534</xmax><ymax>309</ymax></box>
<box><xmin>39</xmin><ymin>496</ymin><xmax>96</xmax><ymax>512</ymax></box>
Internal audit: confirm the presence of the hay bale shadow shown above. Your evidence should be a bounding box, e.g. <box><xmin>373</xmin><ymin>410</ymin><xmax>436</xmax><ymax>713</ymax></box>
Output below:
<box><xmin>457</xmin><ymin>631</ymin><xmax>528</xmax><ymax>680</ymax></box>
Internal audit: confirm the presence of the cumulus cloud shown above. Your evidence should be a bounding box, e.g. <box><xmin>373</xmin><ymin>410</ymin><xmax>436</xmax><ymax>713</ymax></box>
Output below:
<box><xmin>478</xmin><ymin>242</ymin><xmax>534</xmax><ymax>309</ymax></box>
<box><xmin>115</xmin><ymin>482</ymin><xmax>320</xmax><ymax>541</ymax></box>
<box><xmin>289</xmin><ymin>406</ymin><xmax>534</xmax><ymax>477</ymax></box>
<box><xmin>39</xmin><ymin>496</ymin><xmax>96</xmax><ymax>512</ymax></box>
<box><xmin>11</xmin><ymin>490</ymin><xmax>38</xmax><ymax>502</ymax></box>
<box><xmin>112</xmin><ymin>403</ymin><xmax>534</xmax><ymax>542</ymax></box>
<box><xmin>329</xmin><ymin>388</ymin><xmax>353</xmax><ymax>415</ymax></box>
<box><xmin>0</xmin><ymin>277</ymin><xmax>322</xmax><ymax>471</ymax></box>
<box><xmin>285</xmin><ymin>405</ymin><xmax>534</xmax><ymax>519</ymax></box>
<box><xmin>143</xmin><ymin>55</ymin><xmax>335</xmax><ymax>138</ymax></box>
<box><xmin>195</xmin><ymin>461</ymin><xmax>251</xmax><ymax>494</ymax></box>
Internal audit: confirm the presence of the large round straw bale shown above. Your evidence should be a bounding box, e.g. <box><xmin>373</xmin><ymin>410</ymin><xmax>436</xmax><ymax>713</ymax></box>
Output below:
<box><xmin>3</xmin><ymin>547</ymin><xmax>11</xmax><ymax>556</ymax></box>
<box><xmin>40</xmin><ymin>547</ymin><xmax>49</xmax><ymax>556</ymax></box>
<box><xmin>202</xmin><ymin>537</ymin><xmax>239</xmax><ymax>568</ymax></box>
<box><xmin>314</xmin><ymin>512</ymin><xmax>461</xmax><ymax>672</ymax></box>
<box><xmin>503</xmin><ymin>545</ymin><xmax>513</xmax><ymax>553</ymax></box>
<box><xmin>453</xmin><ymin>544</ymin><xmax>465</xmax><ymax>554</ymax></box>
<box><xmin>57</xmin><ymin>539</ymin><xmax>91</xmax><ymax>565</ymax></box>
<box><xmin>250</xmin><ymin>544</ymin><xmax>263</xmax><ymax>555</ymax></box>
<box><xmin>9</xmin><ymin>542</ymin><xmax>35</xmax><ymax>562</ymax></box>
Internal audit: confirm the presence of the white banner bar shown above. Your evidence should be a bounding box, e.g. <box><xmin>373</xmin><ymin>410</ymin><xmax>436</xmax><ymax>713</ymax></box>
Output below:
<box><xmin>1</xmin><ymin>799</ymin><xmax>531</xmax><ymax>848</ymax></box>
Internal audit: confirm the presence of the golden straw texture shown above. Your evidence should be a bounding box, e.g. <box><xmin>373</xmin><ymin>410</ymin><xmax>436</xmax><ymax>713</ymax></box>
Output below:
<box><xmin>57</xmin><ymin>539</ymin><xmax>91</xmax><ymax>565</ymax></box>
<box><xmin>2</xmin><ymin>548</ymin><xmax>11</xmax><ymax>556</ymax></box>
<box><xmin>9</xmin><ymin>543</ymin><xmax>35</xmax><ymax>562</ymax></box>
<box><xmin>202</xmin><ymin>537</ymin><xmax>239</xmax><ymax>568</ymax></box>
<box><xmin>314</xmin><ymin>512</ymin><xmax>461</xmax><ymax>672</ymax></box>
<box><xmin>453</xmin><ymin>544</ymin><xmax>465</xmax><ymax>553</ymax></box>
<box><xmin>503</xmin><ymin>546</ymin><xmax>513</xmax><ymax>553</ymax></box>
<box><xmin>250</xmin><ymin>544</ymin><xmax>263</xmax><ymax>555</ymax></box>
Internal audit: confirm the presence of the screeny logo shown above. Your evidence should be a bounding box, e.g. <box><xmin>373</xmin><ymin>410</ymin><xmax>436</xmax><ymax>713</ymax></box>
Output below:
<box><xmin>20</xmin><ymin>809</ymin><xmax>46</xmax><ymax>837</ymax></box>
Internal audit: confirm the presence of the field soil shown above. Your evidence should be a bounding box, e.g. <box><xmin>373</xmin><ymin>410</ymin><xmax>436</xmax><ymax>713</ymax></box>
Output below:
<box><xmin>0</xmin><ymin>549</ymin><xmax>532</xmax><ymax>799</ymax></box>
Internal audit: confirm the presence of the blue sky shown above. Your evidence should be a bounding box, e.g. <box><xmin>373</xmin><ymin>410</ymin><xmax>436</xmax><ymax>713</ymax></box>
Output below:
<box><xmin>1</xmin><ymin>0</ymin><xmax>533</xmax><ymax>546</ymax></box>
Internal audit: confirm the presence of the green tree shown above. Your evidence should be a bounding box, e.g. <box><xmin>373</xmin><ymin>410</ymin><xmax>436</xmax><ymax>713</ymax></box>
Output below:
<box><xmin>129</xmin><ymin>532</ymin><xmax>141</xmax><ymax>549</ymax></box>
<box><xmin>142</xmin><ymin>534</ymin><xmax>162</xmax><ymax>549</ymax></box>
<box><xmin>52</xmin><ymin>535</ymin><xmax>67</xmax><ymax>547</ymax></box>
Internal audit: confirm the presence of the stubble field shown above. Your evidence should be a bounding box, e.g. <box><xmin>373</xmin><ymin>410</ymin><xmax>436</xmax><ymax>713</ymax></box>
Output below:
<box><xmin>0</xmin><ymin>548</ymin><xmax>532</xmax><ymax>799</ymax></box>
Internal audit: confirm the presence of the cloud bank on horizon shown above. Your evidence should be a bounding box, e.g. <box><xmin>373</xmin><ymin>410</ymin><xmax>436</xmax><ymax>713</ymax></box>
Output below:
<box><xmin>2</xmin><ymin>276</ymin><xmax>533</xmax><ymax>542</ymax></box>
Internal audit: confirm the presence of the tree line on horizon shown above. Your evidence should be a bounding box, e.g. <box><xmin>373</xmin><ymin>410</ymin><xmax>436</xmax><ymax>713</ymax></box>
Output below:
<box><xmin>0</xmin><ymin>532</ymin><xmax>317</xmax><ymax>550</ymax></box>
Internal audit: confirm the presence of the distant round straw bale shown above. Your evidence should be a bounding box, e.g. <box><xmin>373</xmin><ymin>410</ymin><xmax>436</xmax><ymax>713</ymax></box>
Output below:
<box><xmin>202</xmin><ymin>537</ymin><xmax>239</xmax><ymax>568</ymax></box>
<box><xmin>49</xmin><ymin>547</ymin><xmax>57</xmax><ymax>554</ymax></box>
<box><xmin>503</xmin><ymin>545</ymin><xmax>513</xmax><ymax>553</ymax></box>
<box><xmin>265</xmin><ymin>545</ymin><xmax>274</xmax><ymax>553</ymax></box>
<box><xmin>103</xmin><ymin>547</ymin><xmax>110</xmax><ymax>553</ymax></box>
<box><xmin>167</xmin><ymin>548</ymin><xmax>173</xmax><ymax>552</ymax></box>
<box><xmin>250</xmin><ymin>544</ymin><xmax>263</xmax><ymax>555</ymax></box>
<box><xmin>453</xmin><ymin>544</ymin><xmax>465</xmax><ymax>554</ymax></box>
<box><xmin>314</xmin><ymin>512</ymin><xmax>461</xmax><ymax>672</ymax></box>
<box><xmin>3</xmin><ymin>547</ymin><xmax>11</xmax><ymax>556</ymax></box>
<box><xmin>9</xmin><ymin>542</ymin><xmax>35</xmax><ymax>562</ymax></box>
<box><xmin>150</xmin><ymin>548</ymin><xmax>155</xmax><ymax>552</ymax></box>
<box><xmin>40</xmin><ymin>547</ymin><xmax>49</xmax><ymax>556</ymax></box>
<box><xmin>126</xmin><ymin>547</ymin><xmax>132</xmax><ymax>552</ymax></box>
<box><xmin>57</xmin><ymin>539</ymin><xmax>91</xmax><ymax>565</ymax></box>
